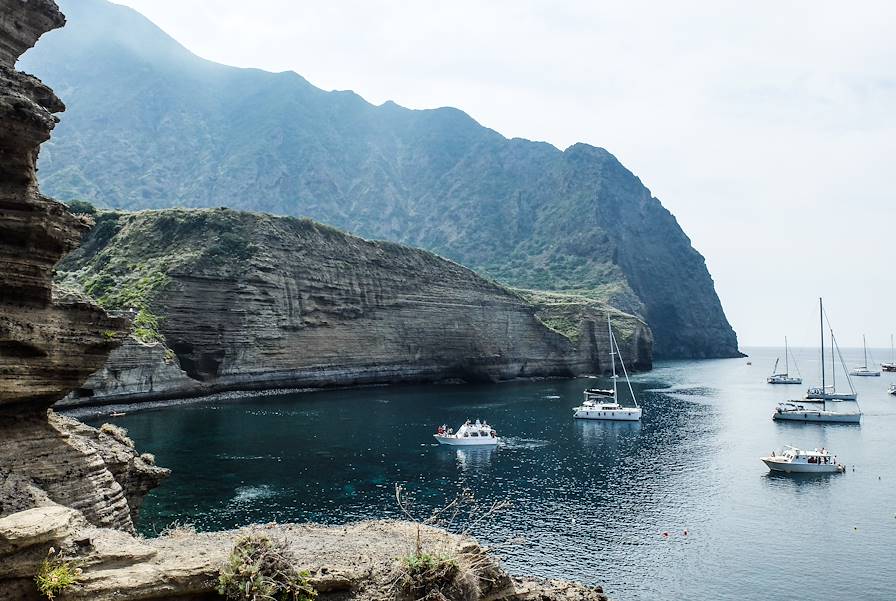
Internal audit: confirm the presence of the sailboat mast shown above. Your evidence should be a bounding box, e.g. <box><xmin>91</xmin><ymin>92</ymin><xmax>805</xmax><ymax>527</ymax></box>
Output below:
<box><xmin>784</xmin><ymin>336</ymin><xmax>789</xmax><ymax>375</ymax></box>
<box><xmin>608</xmin><ymin>314</ymin><xmax>618</xmax><ymax>400</ymax></box>
<box><xmin>863</xmin><ymin>335</ymin><xmax>868</xmax><ymax>368</ymax></box>
<box><xmin>819</xmin><ymin>298</ymin><xmax>825</xmax><ymax>391</ymax></box>
<box><xmin>831</xmin><ymin>328</ymin><xmax>836</xmax><ymax>391</ymax></box>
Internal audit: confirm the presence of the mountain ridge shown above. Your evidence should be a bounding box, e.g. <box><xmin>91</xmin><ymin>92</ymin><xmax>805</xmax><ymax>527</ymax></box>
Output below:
<box><xmin>20</xmin><ymin>0</ymin><xmax>740</xmax><ymax>358</ymax></box>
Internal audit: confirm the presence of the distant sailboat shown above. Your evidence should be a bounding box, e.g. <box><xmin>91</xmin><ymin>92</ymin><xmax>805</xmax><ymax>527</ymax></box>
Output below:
<box><xmin>850</xmin><ymin>335</ymin><xmax>880</xmax><ymax>377</ymax></box>
<box><xmin>881</xmin><ymin>334</ymin><xmax>896</xmax><ymax>372</ymax></box>
<box><xmin>767</xmin><ymin>337</ymin><xmax>802</xmax><ymax>384</ymax></box>
<box><xmin>773</xmin><ymin>298</ymin><xmax>862</xmax><ymax>424</ymax></box>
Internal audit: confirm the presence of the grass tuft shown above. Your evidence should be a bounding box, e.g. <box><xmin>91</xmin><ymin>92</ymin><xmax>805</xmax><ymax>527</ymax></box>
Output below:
<box><xmin>35</xmin><ymin>549</ymin><xmax>81</xmax><ymax>600</ymax></box>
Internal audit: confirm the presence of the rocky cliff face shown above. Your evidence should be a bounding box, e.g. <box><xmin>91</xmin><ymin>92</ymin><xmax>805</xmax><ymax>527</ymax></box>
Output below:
<box><xmin>57</xmin><ymin>208</ymin><xmax>652</xmax><ymax>405</ymax></box>
<box><xmin>0</xmin><ymin>0</ymin><xmax>128</xmax><ymax>411</ymax></box>
<box><xmin>0</xmin><ymin>0</ymin><xmax>163</xmax><ymax>547</ymax></box>
<box><xmin>20</xmin><ymin>0</ymin><xmax>741</xmax><ymax>359</ymax></box>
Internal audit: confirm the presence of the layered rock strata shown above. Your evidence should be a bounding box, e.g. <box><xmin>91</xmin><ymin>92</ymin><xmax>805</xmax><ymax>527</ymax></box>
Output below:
<box><xmin>56</xmin><ymin>208</ymin><xmax>652</xmax><ymax>405</ymax></box>
<box><xmin>0</xmin><ymin>0</ymin><xmax>161</xmax><ymax>545</ymax></box>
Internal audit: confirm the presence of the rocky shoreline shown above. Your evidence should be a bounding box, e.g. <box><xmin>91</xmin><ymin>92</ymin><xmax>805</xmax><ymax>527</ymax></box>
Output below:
<box><xmin>0</xmin><ymin>2</ymin><xmax>608</xmax><ymax>599</ymax></box>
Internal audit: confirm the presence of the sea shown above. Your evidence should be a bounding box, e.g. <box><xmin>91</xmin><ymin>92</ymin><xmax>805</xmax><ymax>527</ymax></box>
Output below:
<box><xmin>73</xmin><ymin>347</ymin><xmax>896</xmax><ymax>601</ymax></box>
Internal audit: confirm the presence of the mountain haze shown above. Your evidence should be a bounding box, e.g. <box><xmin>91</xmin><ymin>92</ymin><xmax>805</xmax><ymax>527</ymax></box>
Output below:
<box><xmin>20</xmin><ymin>0</ymin><xmax>740</xmax><ymax>358</ymax></box>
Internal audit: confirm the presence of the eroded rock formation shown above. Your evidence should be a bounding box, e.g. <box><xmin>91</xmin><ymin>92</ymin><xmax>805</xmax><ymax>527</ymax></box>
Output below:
<box><xmin>0</xmin><ymin>0</ymin><xmax>167</xmax><ymax>589</ymax></box>
<box><xmin>56</xmin><ymin>208</ymin><xmax>652</xmax><ymax>405</ymax></box>
<box><xmin>0</xmin><ymin>0</ymin><xmax>128</xmax><ymax>411</ymax></box>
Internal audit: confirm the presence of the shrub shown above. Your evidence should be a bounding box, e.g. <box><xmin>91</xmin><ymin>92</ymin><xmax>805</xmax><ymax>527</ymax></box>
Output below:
<box><xmin>159</xmin><ymin>520</ymin><xmax>196</xmax><ymax>538</ymax></box>
<box><xmin>65</xmin><ymin>199</ymin><xmax>97</xmax><ymax>216</ymax></box>
<box><xmin>35</xmin><ymin>548</ymin><xmax>81</xmax><ymax>599</ymax></box>
<box><xmin>217</xmin><ymin>534</ymin><xmax>316</xmax><ymax>601</ymax></box>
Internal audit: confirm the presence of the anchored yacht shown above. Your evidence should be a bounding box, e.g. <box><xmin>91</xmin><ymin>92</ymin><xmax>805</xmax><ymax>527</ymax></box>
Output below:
<box><xmin>849</xmin><ymin>335</ymin><xmax>880</xmax><ymax>377</ymax></box>
<box><xmin>434</xmin><ymin>419</ymin><xmax>498</xmax><ymax>446</ymax></box>
<box><xmin>774</xmin><ymin>299</ymin><xmax>862</xmax><ymax>424</ymax></box>
<box><xmin>767</xmin><ymin>337</ymin><xmax>802</xmax><ymax>384</ymax></box>
<box><xmin>573</xmin><ymin>316</ymin><xmax>642</xmax><ymax>422</ymax></box>
<box><xmin>761</xmin><ymin>446</ymin><xmax>845</xmax><ymax>474</ymax></box>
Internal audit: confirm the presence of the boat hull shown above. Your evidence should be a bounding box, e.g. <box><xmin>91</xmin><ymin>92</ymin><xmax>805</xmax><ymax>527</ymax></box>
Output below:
<box><xmin>573</xmin><ymin>408</ymin><xmax>642</xmax><ymax>421</ymax></box>
<box><xmin>849</xmin><ymin>370</ymin><xmax>880</xmax><ymax>377</ymax></box>
<box><xmin>434</xmin><ymin>435</ymin><xmax>498</xmax><ymax>446</ymax></box>
<box><xmin>761</xmin><ymin>458</ymin><xmax>843</xmax><ymax>473</ymax></box>
<box><xmin>772</xmin><ymin>410</ymin><xmax>861</xmax><ymax>424</ymax></box>
<box><xmin>767</xmin><ymin>377</ymin><xmax>802</xmax><ymax>385</ymax></box>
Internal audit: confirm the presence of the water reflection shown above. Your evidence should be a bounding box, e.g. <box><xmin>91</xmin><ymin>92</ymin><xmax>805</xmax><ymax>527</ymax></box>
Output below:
<box><xmin>453</xmin><ymin>447</ymin><xmax>496</xmax><ymax>472</ymax></box>
<box><xmin>576</xmin><ymin>419</ymin><xmax>641</xmax><ymax>446</ymax></box>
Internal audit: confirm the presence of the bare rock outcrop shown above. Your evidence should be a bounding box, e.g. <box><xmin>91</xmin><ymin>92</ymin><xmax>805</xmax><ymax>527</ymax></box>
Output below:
<box><xmin>0</xmin><ymin>516</ymin><xmax>607</xmax><ymax>601</ymax></box>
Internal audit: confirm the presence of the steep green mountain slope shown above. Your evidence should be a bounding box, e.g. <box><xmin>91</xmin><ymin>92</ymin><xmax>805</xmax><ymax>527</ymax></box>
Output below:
<box><xmin>21</xmin><ymin>0</ymin><xmax>740</xmax><ymax>358</ymax></box>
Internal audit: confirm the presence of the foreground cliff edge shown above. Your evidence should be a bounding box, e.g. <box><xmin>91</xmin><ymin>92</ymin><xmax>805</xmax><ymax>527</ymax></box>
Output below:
<box><xmin>0</xmin><ymin>3</ymin><xmax>607</xmax><ymax>599</ymax></box>
<box><xmin>53</xmin><ymin>207</ymin><xmax>651</xmax><ymax>406</ymax></box>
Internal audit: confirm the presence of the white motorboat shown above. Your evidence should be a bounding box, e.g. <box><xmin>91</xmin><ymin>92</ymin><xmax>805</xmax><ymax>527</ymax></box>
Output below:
<box><xmin>882</xmin><ymin>335</ymin><xmax>896</xmax><ymax>372</ymax></box>
<box><xmin>434</xmin><ymin>419</ymin><xmax>498</xmax><ymax>446</ymax></box>
<box><xmin>774</xmin><ymin>299</ymin><xmax>862</xmax><ymax>423</ymax></box>
<box><xmin>761</xmin><ymin>445</ymin><xmax>845</xmax><ymax>473</ymax></box>
<box><xmin>573</xmin><ymin>316</ymin><xmax>642</xmax><ymax>422</ymax></box>
<box><xmin>767</xmin><ymin>337</ymin><xmax>802</xmax><ymax>384</ymax></box>
<box><xmin>849</xmin><ymin>335</ymin><xmax>880</xmax><ymax>377</ymax></box>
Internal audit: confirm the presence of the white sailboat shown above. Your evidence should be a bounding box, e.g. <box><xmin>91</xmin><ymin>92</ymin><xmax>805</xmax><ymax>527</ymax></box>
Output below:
<box><xmin>767</xmin><ymin>337</ymin><xmax>802</xmax><ymax>384</ymax></box>
<box><xmin>881</xmin><ymin>334</ymin><xmax>896</xmax><ymax>372</ymax></box>
<box><xmin>573</xmin><ymin>315</ymin><xmax>642</xmax><ymax>422</ymax></box>
<box><xmin>774</xmin><ymin>299</ymin><xmax>862</xmax><ymax>424</ymax></box>
<box><xmin>849</xmin><ymin>335</ymin><xmax>880</xmax><ymax>377</ymax></box>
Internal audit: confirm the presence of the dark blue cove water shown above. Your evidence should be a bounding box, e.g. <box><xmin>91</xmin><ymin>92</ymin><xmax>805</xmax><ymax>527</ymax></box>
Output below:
<box><xmin>77</xmin><ymin>348</ymin><xmax>896</xmax><ymax>601</ymax></box>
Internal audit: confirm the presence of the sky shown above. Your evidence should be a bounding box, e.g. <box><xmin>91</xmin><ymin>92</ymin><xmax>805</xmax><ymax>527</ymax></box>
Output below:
<box><xmin>111</xmin><ymin>0</ymin><xmax>896</xmax><ymax>348</ymax></box>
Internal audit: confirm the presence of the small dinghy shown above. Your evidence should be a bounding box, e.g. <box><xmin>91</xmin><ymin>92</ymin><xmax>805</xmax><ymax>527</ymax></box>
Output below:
<box><xmin>761</xmin><ymin>445</ymin><xmax>844</xmax><ymax>474</ymax></box>
<box><xmin>434</xmin><ymin>419</ymin><xmax>498</xmax><ymax>446</ymax></box>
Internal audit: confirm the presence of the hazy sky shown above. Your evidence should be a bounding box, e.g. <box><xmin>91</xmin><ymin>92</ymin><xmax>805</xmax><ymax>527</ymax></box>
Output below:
<box><xmin>111</xmin><ymin>0</ymin><xmax>896</xmax><ymax>348</ymax></box>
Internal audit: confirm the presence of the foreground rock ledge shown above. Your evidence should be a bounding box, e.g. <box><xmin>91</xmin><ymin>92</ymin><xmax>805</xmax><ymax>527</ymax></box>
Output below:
<box><xmin>0</xmin><ymin>510</ymin><xmax>607</xmax><ymax>601</ymax></box>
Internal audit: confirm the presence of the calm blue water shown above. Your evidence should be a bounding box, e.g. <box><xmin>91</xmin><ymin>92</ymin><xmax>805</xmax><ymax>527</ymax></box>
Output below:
<box><xmin>76</xmin><ymin>347</ymin><xmax>896</xmax><ymax>601</ymax></box>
